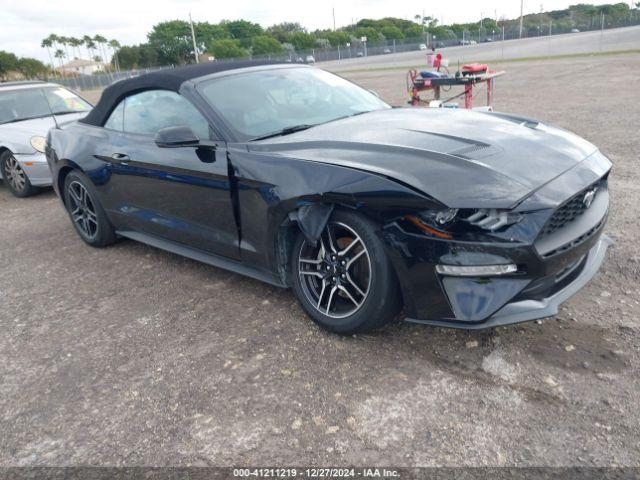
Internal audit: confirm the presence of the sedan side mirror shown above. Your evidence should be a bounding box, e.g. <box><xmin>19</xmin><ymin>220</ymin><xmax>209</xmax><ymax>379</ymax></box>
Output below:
<box><xmin>155</xmin><ymin>125</ymin><xmax>200</xmax><ymax>148</ymax></box>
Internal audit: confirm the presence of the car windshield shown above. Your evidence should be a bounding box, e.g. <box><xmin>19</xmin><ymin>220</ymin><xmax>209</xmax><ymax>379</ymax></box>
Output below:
<box><xmin>0</xmin><ymin>86</ymin><xmax>91</xmax><ymax>125</ymax></box>
<box><xmin>198</xmin><ymin>66</ymin><xmax>390</xmax><ymax>141</ymax></box>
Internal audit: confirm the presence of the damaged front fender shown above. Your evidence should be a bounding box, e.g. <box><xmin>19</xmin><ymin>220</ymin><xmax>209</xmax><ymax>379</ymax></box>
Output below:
<box><xmin>288</xmin><ymin>203</ymin><xmax>334</xmax><ymax>245</ymax></box>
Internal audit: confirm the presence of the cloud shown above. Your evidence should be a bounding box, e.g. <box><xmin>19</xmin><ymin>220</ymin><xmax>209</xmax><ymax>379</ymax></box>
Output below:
<box><xmin>0</xmin><ymin>0</ymin><xmax>584</xmax><ymax>64</ymax></box>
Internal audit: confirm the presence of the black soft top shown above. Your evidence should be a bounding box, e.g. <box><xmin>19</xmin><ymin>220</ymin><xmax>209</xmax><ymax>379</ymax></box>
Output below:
<box><xmin>80</xmin><ymin>60</ymin><xmax>281</xmax><ymax>126</ymax></box>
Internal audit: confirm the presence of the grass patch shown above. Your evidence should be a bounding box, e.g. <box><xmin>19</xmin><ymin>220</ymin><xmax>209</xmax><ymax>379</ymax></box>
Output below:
<box><xmin>337</xmin><ymin>49</ymin><xmax>640</xmax><ymax>74</ymax></box>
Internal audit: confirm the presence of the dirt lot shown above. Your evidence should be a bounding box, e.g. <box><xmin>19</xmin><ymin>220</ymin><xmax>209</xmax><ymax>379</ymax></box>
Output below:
<box><xmin>1</xmin><ymin>53</ymin><xmax>640</xmax><ymax>467</ymax></box>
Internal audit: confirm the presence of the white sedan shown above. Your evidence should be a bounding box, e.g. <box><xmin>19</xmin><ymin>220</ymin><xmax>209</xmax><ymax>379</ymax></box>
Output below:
<box><xmin>0</xmin><ymin>81</ymin><xmax>91</xmax><ymax>197</ymax></box>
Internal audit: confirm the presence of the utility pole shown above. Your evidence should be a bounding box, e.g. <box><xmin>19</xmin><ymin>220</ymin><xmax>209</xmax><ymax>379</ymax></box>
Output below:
<box><xmin>189</xmin><ymin>13</ymin><xmax>199</xmax><ymax>63</ymax></box>
<box><xmin>519</xmin><ymin>0</ymin><xmax>524</xmax><ymax>38</ymax></box>
<box><xmin>332</xmin><ymin>6</ymin><xmax>336</xmax><ymax>30</ymax></box>
<box><xmin>601</xmin><ymin>11</ymin><xmax>605</xmax><ymax>50</ymax></box>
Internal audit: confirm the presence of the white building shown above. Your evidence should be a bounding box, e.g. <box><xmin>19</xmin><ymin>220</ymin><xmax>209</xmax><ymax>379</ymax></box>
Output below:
<box><xmin>58</xmin><ymin>59</ymin><xmax>106</xmax><ymax>76</ymax></box>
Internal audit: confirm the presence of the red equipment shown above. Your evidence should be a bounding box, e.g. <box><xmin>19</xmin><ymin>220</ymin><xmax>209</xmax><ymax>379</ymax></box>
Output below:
<box><xmin>461</xmin><ymin>63</ymin><xmax>488</xmax><ymax>74</ymax></box>
<box><xmin>407</xmin><ymin>62</ymin><xmax>505</xmax><ymax>109</ymax></box>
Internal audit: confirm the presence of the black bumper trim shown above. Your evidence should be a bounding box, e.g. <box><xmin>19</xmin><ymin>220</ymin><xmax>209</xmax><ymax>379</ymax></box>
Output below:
<box><xmin>405</xmin><ymin>234</ymin><xmax>612</xmax><ymax>330</ymax></box>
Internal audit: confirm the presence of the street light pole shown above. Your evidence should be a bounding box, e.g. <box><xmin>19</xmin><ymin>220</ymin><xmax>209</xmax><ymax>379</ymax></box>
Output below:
<box><xmin>189</xmin><ymin>13</ymin><xmax>199</xmax><ymax>63</ymax></box>
<box><xmin>519</xmin><ymin>0</ymin><xmax>524</xmax><ymax>38</ymax></box>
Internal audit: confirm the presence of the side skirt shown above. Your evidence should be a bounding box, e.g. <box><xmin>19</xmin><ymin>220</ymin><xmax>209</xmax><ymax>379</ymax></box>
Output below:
<box><xmin>116</xmin><ymin>230</ymin><xmax>288</xmax><ymax>288</ymax></box>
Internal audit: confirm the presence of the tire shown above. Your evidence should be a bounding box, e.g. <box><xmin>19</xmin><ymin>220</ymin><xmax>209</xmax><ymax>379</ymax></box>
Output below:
<box><xmin>291</xmin><ymin>209</ymin><xmax>402</xmax><ymax>334</ymax></box>
<box><xmin>63</xmin><ymin>170</ymin><xmax>117</xmax><ymax>247</ymax></box>
<box><xmin>1</xmin><ymin>150</ymin><xmax>39</xmax><ymax>197</ymax></box>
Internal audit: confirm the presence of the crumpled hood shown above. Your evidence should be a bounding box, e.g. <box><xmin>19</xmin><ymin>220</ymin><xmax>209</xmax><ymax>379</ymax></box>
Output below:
<box><xmin>248</xmin><ymin>108</ymin><xmax>599</xmax><ymax>208</ymax></box>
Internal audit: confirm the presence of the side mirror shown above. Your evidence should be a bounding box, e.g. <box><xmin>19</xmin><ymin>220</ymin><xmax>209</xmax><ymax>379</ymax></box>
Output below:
<box><xmin>155</xmin><ymin>125</ymin><xmax>199</xmax><ymax>148</ymax></box>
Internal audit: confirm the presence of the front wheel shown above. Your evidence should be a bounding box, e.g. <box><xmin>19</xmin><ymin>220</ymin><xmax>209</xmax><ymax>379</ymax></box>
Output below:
<box><xmin>1</xmin><ymin>151</ymin><xmax>39</xmax><ymax>197</ymax></box>
<box><xmin>291</xmin><ymin>210</ymin><xmax>402</xmax><ymax>334</ymax></box>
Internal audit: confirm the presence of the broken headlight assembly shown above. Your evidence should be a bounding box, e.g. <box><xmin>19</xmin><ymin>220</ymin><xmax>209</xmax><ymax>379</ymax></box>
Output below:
<box><xmin>403</xmin><ymin>207</ymin><xmax>523</xmax><ymax>240</ymax></box>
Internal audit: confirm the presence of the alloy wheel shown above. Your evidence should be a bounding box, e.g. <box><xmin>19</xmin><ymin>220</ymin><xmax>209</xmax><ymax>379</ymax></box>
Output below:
<box><xmin>67</xmin><ymin>181</ymin><xmax>99</xmax><ymax>239</ymax></box>
<box><xmin>3</xmin><ymin>156</ymin><xmax>27</xmax><ymax>193</ymax></box>
<box><xmin>298</xmin><ymin>222</ymin><xmax>372</xmax><ymax>319</ymax></box>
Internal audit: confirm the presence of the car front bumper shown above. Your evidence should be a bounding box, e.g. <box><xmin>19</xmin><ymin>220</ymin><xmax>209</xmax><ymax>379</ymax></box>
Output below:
<box><xmin>14</xmin><ymin>152</ymin><xmax>52</xmax><ymax>187</ymax></box>
<box><xmin>405</xmin><ymin>234</ymin><xmax>612</xmax><ymax>329</ymax></box>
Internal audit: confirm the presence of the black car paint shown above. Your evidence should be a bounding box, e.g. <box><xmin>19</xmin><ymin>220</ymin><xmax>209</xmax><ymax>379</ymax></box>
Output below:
<box><xmin>46</xmin><ymin>66</ymin><xmax>612</xmax><ymax>328</ymax></box>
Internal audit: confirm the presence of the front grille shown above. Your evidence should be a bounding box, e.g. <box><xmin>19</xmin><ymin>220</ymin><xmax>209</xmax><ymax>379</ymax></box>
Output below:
<box><xmin>540</xmin><ymin>180</ymin><xmax>603</xmax><ymax>239</ymax></box>
<box><xmin>541</xmin><ymin>217</ymin><xmax>604</xmax><ymax>258</ymax></box>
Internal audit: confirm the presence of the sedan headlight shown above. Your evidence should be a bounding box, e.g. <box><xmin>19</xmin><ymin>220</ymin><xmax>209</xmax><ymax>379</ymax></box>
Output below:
<box><xmin>30</xmin><ymin>136</ymin><xmax>46</xmax><ymax>153</ymax></box>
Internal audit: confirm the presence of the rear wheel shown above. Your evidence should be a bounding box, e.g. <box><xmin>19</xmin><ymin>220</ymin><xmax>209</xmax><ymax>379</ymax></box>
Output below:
<box><xmin>64</xmin><ymin>171</ymin><xmax>116</xmax><ymax>247</ymax></box>
<box><xmin>1</xmin><ymin>151</ymin><xmax>38</xmax><ymax>197</ymax></box>
<box><xmin>291</xmin><ymin>210</ymin><xmax>402</xmax><ymax>334</ymax></box>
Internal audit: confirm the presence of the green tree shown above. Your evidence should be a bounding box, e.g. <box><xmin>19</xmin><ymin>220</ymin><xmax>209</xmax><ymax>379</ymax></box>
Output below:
<box><xmin>40</xmin><ymin>37</ymin><xmax>56</xmax><ymax>76</ymax></box>
<box><xmin>403</xmin><ymin>24</ymin><xmax>424</xmax><ymax>38</ymax></box>
<box><xmin>380</xmin><ymin>25</ymin><xmax>404</xmax><ymax>40</ymax></box>
<box><xmin>83</xmin><ymin>35</ymin><xmax>97</xmax><ymax>61</ymax></box>
<box><xmin>16</xmin><ymin>57</ymin><xmax>47</xmax><ymax>78</ymax></box>
<box><xmin>323</xmin><ymin>30</ymin><xmax>351</xmax><ymax>47</ymax></box>
<box><xmin>251</xmin><ymin>35</ymin><xmax>282</xmax><ymax>55</ymax></box>
<box><xmin>147</xmin><ymin>20</ymin><xmax>193</xmax><ymax>64</ymax></box>
<box><xmin>354</xmin><ymin>27</ymin><xmax>382</xmax><ymax>43</ymax></box>
<box><xmin>290</xmin><ymin>31</ymin><xmax>316</xmax><ymax>50</ymax></box>
<box><xmin>54</xmin><ymin>49</ymin><xmax>65</xmax><ymax>73</ymax></box>
<box><xmin>138</xmin><ymin>44</ymin><xmax>159</xmax><ymax>67</ymax></box>
<box><xmin>223</xmin><ymin>20</ymin><xmax>263</xmax><ymax>47</ymax></box>
<box><xmin>94</xmin><ymin>35</ymin><xmax>109</xmax><ymax>68</ymax></box>
<box><xmin>266</xmin><ymin>22</ymin><xmax>305</xmax><ymax>43</ymax></box>
<box><xmin>115</xmin><ymin>45</ymin><xmax>139</xmax><ymax>69</ymax></box>
<box><xmin>108</xmin><ymin>39</ymin><xmax>121</xmax><ymax>71</ymax></box>
<box><xmin>209</xmin><ymin>39</ymin><xmax>249</xmax><ymax>59</ymax></box>
<box><xmin>0</xmin><ymin>51</ymin><xmax>19</xmax><ymax>79</ymax></box>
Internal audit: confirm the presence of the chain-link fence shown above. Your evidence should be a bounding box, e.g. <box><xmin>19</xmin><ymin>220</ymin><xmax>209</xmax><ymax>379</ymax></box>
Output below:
<box><xmin>52</xmin><ymin>16</ymin><xmax>640</xmax><ymax>92</ymax></box>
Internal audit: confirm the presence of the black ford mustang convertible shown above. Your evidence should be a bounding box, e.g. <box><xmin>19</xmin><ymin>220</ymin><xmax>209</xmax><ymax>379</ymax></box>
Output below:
<box><xmin>46</xmin><ymin>61</ymin><xmax>612</xmax><ymax>333</ymax></box>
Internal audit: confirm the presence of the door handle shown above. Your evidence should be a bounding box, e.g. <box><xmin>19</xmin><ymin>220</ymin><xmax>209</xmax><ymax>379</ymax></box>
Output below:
<box><xmin>110</xmin><ymin>153</ymin><xmax>130</xmax><ymax>164</ymax></box>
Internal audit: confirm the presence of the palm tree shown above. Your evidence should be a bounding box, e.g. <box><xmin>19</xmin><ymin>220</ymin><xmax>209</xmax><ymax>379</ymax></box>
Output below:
<box><xmin>41</xmin><ymin>37</ymin><xmax>56</xmax><ymax>79</ymax></box>
<box><xmin>54</xmin><ymin>49</ymin><xmax>66</xmax><ymax>76</ymax></box>
<box><xmin>93</xmin><ymin>35</ymin><xmax>108</xmax><ymax>64</ymax></box>
<box><xmin>109</xmin><ymin>39</ymin><xmax>121</xmax><ymax>72</ymax></box>
<box><xmin>93</xmin><ymin>34</ymin><xmax>113</xmax><ymax>79</ymax></box>
<box><xmin>82</xmin><ymin>35</ymin><xmax>96</xmax><ymax>61</ymax></box>
<box><xmin>69</xmin><ymin>37</ymin><xmax>82</xmax><ymax>60</ymax></box>
<box><xmin>59</xmin><ymin>36</ymin><xmax>73</xmax><ymax>70</ymax></box>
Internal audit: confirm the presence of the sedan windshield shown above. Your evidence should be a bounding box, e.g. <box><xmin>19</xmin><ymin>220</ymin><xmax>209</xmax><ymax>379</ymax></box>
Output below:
<box><xmin>0</xmin><ymin>86</ymin><xmax>91</xmax><ymax>125</ymax></box>
<box><xmin>198</xmin><ymin>66</ymin><xmax>390</xmax><ymax>141</ymax></box>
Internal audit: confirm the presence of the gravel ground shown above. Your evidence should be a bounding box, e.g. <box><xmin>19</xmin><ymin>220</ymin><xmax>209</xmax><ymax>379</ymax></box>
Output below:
<box><xmin>1</xmin><ymin>53</ymin><xmax>639</xmax><ymax>467</ymax></box>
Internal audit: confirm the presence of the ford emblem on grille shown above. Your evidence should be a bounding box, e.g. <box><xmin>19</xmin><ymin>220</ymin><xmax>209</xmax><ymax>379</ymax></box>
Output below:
<box><xmin>583</xmin><ymin>188</ymin><xmax>597</xmax><ymax>208</ymax></box>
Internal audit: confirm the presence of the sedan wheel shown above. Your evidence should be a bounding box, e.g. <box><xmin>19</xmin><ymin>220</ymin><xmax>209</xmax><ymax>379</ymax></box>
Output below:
<box><xmin>291</xmin><ymin>210</ymin><xmax>402</xmax><ymax>334</ymax></box>
<box><xmin>1</xmin><ymin>152</ymin><xmax>37</xmax><ymax>197</ymax></box>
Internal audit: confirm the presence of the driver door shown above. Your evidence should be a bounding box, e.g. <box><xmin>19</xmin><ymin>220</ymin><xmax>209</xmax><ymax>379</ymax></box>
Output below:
<box><xmin>99</xmin><ymin>90</ymin><xmax>239</xmax><ymax>259</ymax></box>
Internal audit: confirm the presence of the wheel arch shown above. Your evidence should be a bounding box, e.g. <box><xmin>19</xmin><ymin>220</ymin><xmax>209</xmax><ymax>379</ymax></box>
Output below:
<box><xmin>0</xmin><ymin>146</ymin><xmax>9</xmax><ymax>176</ymax></box>
<box><xmin>273</xmin><ymin>199</ymin><xmax>406</xmax><ymax>291</ymax></box>
<box><xmin>54</xmin><ymin>159</ymin><xmax>86</xmax><ymax>207</ymax></box>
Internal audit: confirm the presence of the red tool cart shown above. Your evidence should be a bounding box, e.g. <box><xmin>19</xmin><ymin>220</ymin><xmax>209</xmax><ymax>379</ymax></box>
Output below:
<box><xmin>407</xmin><ymin>62</ymin><xmax>505</xmax><ymax>109</ymax></box>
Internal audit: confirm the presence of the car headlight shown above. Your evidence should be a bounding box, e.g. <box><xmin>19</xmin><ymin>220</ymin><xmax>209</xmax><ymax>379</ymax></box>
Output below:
<box><xmin>404</xmin><ymin>208</ymin><xmax>459</xmax><ymax>239</ymax></box>
<box><xmin>30</xmin><ymin>136</ymin><xmax>46</xmax><ymax>153</ymax></box>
